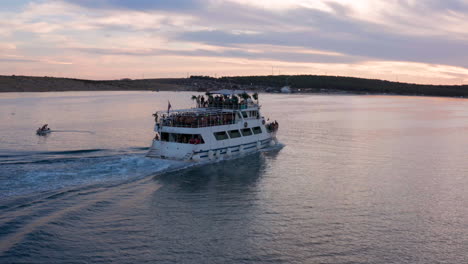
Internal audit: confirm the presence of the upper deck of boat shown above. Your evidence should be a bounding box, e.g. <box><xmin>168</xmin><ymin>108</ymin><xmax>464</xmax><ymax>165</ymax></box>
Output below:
<box><xmin>154</xmin><ymin>90</ymin><xmax>261</xmax><ymax>129</ymax></box>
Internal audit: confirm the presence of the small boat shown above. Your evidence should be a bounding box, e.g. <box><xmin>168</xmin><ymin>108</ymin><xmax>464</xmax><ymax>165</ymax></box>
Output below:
<box><xmin>36</xmin><ymin>124</ymin><xmax>51</xmax><ymax>135</ymax></box>
<box><xmin>147</xmin><ymin>90</ymin><xmax>279</xmax><ymax>161</ymax></box>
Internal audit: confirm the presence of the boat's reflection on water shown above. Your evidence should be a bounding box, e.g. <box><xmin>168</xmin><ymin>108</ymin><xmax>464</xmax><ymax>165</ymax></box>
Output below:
<box><xmin>154</xmin><ymin>150</ymin><xmax>280</xmax><ymax>194</ymax></box>
<box><xmin>146</xmin><ymin>151</ymin><xmax>281</xmax><ymax>258</ymax></box>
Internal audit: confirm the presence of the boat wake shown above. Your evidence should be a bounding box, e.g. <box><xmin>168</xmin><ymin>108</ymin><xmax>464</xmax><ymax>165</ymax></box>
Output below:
<box><xmin>0</xmin><ymin>149</ymin><xmax>185</xmax><ymax>199</ymax></box>
<box><xmin>0</xmin><ymin>143</ymin><xmax>284</xmax><ymax>200</ymax></box>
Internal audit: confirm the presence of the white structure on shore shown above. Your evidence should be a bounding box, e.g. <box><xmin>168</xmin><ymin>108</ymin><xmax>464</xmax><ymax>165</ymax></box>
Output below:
<box><xmin>147</xmin><ymin>90</ymin><xmax>279</xmax><ymax>161</ymax></box>
<box><xmin>280</xmin><ymin>86</ymin><xmax>291</xmax><ymax>93</ymax></box>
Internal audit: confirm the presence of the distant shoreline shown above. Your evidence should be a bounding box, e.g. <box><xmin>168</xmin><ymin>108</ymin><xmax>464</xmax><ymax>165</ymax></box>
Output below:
<box><xmin>1</xmin><ymin>75</ymin><xmax>466</xmax><ymax>99</ymax></box>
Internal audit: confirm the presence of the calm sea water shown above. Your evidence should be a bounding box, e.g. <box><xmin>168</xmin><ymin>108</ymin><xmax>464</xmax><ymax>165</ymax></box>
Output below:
<box><xmin>1</xmin><ymin>91</ymin><xmax>468</xmax><ymax>263</ymax></box>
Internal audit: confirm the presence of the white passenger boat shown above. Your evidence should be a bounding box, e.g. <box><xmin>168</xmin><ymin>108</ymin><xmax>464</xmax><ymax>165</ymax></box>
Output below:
<box><xmin>147</xmin><ymin>90</ymin><xmax>279</xmax><ymax>161</ymax></box>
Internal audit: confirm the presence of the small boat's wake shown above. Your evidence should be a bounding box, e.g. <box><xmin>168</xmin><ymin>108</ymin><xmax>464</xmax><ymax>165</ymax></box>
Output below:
<box><xmin>48</xmin><ymin>130</ymin><xmax>96</xmax><ymax>134</ymax></box>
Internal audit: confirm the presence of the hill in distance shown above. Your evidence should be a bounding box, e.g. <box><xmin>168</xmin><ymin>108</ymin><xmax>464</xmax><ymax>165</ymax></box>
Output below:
<box><xmin>1</xmin><ymin>74</ymin><xmax>467</xmax><ymax>98</ymax></box>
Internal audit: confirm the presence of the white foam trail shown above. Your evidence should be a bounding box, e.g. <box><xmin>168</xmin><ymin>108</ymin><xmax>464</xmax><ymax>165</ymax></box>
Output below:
<box><xmin>2</xmin><ymin>154</ymin><xmax>181</xmax><ymax>198</ymax></box>
<box><xmin>2</xmin><ymin>144</ymin><xmax>284</xmax><ymax>198</ymax></box>
<box><xmin>50</xmin><ymin>130</ymin><xmax>95</xmax><ymax>134</ymax></box>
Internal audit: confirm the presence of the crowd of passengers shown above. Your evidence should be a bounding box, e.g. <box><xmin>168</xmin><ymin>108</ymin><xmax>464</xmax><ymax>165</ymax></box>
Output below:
<box><xmin>266</xmin><ymin>121</ymin><xmax>279</xmax><ymax>132</ymax></box>
<box><xmin>158</xmin><ymin>113</ymin><xmax>236</xmax><ymax>128</ymax></box>
<box><xmin>193</xmin><ymin>94</ymin><xmax>254</xmax><ymax>109</ymax></box>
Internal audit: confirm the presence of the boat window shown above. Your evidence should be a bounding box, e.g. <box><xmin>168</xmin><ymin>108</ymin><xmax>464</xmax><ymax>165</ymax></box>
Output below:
<box><xmin>176</xmin><ymin>134</ymin><xmax>187</xmax><ymax>143</ymax></box>
<box><xmin>214</xmin><ymin>131</ymin><xmax>229</xmax><ymax>140</ymax></box>
<box><xmin>188</xmin><ymin>134</ymin><xmax>205</xmax><ymax>144</ymax></box>
<box><xmin>241</xmin><ymin>128</ymin><xmax>253</xmax><ymax>136</ymax></box>
<box><xmin>241</xmin><ymin>111</ymin><xmax>248</xmax><ymax>118</ymax></box>
<box><xmin>160</xmin><ymin>133</ymin><xmax>204</xmax><ymax>144</ymax></box>
<box><xmin>252</xmin><ymin>126</ymin><xmax>262</xmax><ymax>134</ymax></box>
<box><xmin>228</xmin><ymin>130</ymin><xmax>241</xmax><ymax>138</ymax></box>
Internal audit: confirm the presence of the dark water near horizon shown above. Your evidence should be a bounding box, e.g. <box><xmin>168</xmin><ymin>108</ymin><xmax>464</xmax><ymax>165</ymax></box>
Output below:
<box><xmin>1</xmin><ymin>91</ymin><xmax>468</xmax><ymax>263</ymax></box>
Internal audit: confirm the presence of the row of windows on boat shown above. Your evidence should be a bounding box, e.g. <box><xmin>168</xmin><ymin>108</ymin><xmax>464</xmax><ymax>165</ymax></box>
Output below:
<box><xmin>156</xmin><ymin>126</ymin><xmax>263</xmax><ymax>144</ymax></box>
<box><xmin>157</xmin><ymin>111</ymin><xmax>260</xmax><ymax>128</ymax></box>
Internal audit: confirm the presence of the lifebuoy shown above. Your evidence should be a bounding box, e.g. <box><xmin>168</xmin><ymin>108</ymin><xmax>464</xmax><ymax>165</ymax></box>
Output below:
<box><xmin>244</xmin><ymin>122</ymin><xmax>248</xmax><ymax>128</ymax></box>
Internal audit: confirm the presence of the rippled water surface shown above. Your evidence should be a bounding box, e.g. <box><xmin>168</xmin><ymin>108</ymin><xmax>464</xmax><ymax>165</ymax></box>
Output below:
<box><xmin>1</xmin><ymin>91</ymin><xmax>468</xmax><ymax>263</ymax></box>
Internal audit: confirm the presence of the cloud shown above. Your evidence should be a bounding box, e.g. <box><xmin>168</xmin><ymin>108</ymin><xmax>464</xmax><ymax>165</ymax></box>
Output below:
<box><xmin>61</xmin><ymin>0</ymin><xmax>202</xmax><ymax>11</ymax></box>
<box><xmin>173</xmin><ymin>3</ymin><xmax>468</xmax><ymax>68</ymax></box>
<box><xmin>0</xmin><ymin>58</ymin><xmax>37</xmax><ymax>63</ymax></box>
<box><xmin>0</xmin><ymin>43</ymin><xmax>16</xmax><ymax>50</ymax></box>
<box><xmin>0</xmin><ymin>56</ymin><xmax>73</xmax><ymax>64</ymax></box>
<box><xmin>177</xmin><ymin>29</ymin><xmax>467</xmax><ymax>66</ymax></box>
<box><xmin>72</xmin><ymin>45</ymin><xmax>361</xmax><ymax>64</ymax></box>
<box><xmin>1</xmin><ymin>0</ymin><xmax>468</xmax><ymax>84</ymax></box>
<box><xmin>410</xmin><ymin>0</ymin><xmax>468</xmax><ymax>12</ymax></box>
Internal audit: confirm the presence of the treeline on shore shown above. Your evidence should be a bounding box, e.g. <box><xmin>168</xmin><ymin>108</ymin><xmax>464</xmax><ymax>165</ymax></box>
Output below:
<box><xmin>0</xmin><ymin>75</ymin><xmax>192</xmax><ymax>93</ymax></box>
<box><xmin>1</xmin><ymin>74</ymin><xmax>467</xmax><ymax>98</ymax></box>
<box><xmin>190</xmin><ymin>75</ymin><xmax>468</xmax><ymax>97</ymax></box>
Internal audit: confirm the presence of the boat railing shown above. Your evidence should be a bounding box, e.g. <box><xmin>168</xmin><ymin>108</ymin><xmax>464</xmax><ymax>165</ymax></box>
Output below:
<box><xmin>159</xmin><ymin>119</ymin><xmax>237</xmax><ymax>128</ymax></box>
<box><xmin>196</xmin><ymin>102</ymin><xmax>258</xmax><ymax>110</ymax></box>
<box><xmin>157</xmin><ymin>112</ymin><xmax>239</xmax><ymax>128</ymax></box>
<box><xmin>153</xmin><ymin>100</ymin><xmax>260</xmax><ymax>128</ymax></box>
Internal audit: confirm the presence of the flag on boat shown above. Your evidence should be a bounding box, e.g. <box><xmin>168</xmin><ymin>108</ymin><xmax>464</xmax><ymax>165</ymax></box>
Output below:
<box><xmin>167</xmin><ymin>101</ymin><xmax>172</xmax><ymax>114</ymax></box>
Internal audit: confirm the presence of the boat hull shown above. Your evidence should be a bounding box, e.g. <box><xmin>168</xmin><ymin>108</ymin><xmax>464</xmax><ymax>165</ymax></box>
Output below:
<box><xmin>147</xmin><ymin>137</ymin><xmax>277</xmax><ymax>162</ymax></box>
<box><xmin>191</xmin><ymin>138</ymin><xmax>277</xmax><ymax>162</ymax></box>
<box><xmin>36</xmin><ymin>130</ymin><xmax>51</xmax><ymax>135</ymax></box>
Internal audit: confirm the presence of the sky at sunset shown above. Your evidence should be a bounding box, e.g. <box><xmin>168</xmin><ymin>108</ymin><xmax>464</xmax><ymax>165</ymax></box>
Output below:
<box><xmin>1</xmin><ymin>0</ymin><xmax>468</xmax><ymax>84</ymax></box>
